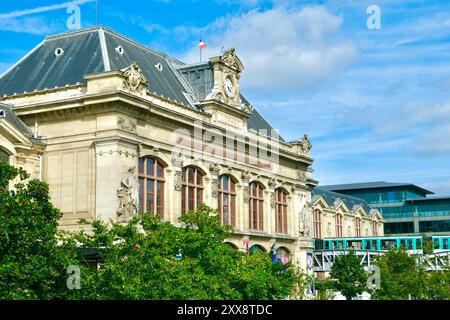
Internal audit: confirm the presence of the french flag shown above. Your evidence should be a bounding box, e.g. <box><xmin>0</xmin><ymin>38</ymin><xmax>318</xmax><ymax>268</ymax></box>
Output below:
<box><xmin>199</xmin><ymin>40</ymin><xmax>207</xmax><ymax>49</ymax></box>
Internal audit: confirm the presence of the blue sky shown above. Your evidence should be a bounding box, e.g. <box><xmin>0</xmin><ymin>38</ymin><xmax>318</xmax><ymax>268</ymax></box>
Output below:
<box><xmin>1</xmin><ymin>0</ymin><xmax>450</xmax><ymax>195</ymax></box>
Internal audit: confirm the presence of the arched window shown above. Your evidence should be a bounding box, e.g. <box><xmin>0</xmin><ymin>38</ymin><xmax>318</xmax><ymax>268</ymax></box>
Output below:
<box><xmin>181</xmin><ymin>166</ymin><xmax>204</xmax><ymax>214</ymax></box>
<box><xmin>275</xmin><ymin>188</ymin><xmax>288</xmax><ymax>233</ymax></box>
<box><xmin>313</xmin><ymin>209</ymin><xmax>322</xmax><ymax>239</ymax></box>
<box><xmin>275</xmin><ymin>247</ymin><xmax>290</xmax><ymax>264</ymax></box>
<box><xmin>138</xmin><ymin>157</ymin><xmax>165</xmax><ymax>217</ymax></box>
<box><xmin>249</xmin><ymin>182</ymin><xmax>264</xmax><ymax>231</ymax></box>
<box><xmin>372</xmin><ymin>221</ymin><xmax>378</xmax><ymax>236</ymax></box>
<box><xmin>0</xmin><ymin>149</ymin><xmax>9</xmax><ymax>163</ymax></box>
<box><xmin>336</xmin><ymin>214</ymin><xmax>343</xmax><ymax>237</ymax></box>
<box><xmin>218</xmin><ymin>175</ymin><xmax>236</xmax><ymax>226</ymax></box>
<box><xmin>250</xmin><ymin>244</ymin><xmax>266</xmax><ymax>253</ymax></box>
<box><xmin>355</xmin><ymin>217</ymin><xmax>361</xmax><ymax>237</ymax></box>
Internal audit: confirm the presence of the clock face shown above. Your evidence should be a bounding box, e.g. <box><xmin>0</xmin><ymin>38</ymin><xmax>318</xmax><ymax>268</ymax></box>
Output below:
<box><xmin>224</xmin><ymin>76</ymin><xmax>235</xmax><ymax>98</ymax></box>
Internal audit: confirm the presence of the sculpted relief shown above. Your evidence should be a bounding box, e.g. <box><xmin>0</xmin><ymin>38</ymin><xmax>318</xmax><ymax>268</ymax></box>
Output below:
<box><xmin>117</xmin><ymin>167</ymin><xmax>138</xmax><ymax>218</ymax></box>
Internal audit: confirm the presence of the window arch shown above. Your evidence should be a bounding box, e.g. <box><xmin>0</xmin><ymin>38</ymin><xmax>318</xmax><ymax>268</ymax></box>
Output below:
<box><xmin>138</xmin><ymin>157</ymin><xmax>165</xmax><ymax>217</ymax></box>
<box><xmin>0</xmin><ymin>149</ymin><xmax>9</xmax><ymax>163</ymax></box>
<box><xmin>275</xmin><ymin>247</ymin><xmax>291</xmax><ymax>264</ymax></box>
<box><xmin>218</xmin><ymin>175</ymin><xmax>236</xmax><ymax>226</ymax></box>
<box><xmin>181</xmin><ymin>166</ymin><xmax>204</xmax><ymax>214</ymax></box>
<box><xmin>250</xmin><ymin>244</ymin><xmax>266</xmax><ymax>253</ymax></box>
<box><xmin>355</xmin><ymin>217</ymin><xmax>361</xmax><ymax>237</ymax></box>
<box><xmin>249</xmin><ymin>181</ymin><xmax>265</xmax><ymax>231</ymax></box>
<box><xmin>335</xmin><ymin>214</ymin><xmax>343</xmax><ymax>237</ymax></box>
<box><xmin>275</xmin><ymin>188</ymin><xmax>288</xmax><ymax>233</ymax></box>
<box><xmin>313</xmin><ymin>209</ymin><xmax>322</xmax><ymax>238</ymax></box>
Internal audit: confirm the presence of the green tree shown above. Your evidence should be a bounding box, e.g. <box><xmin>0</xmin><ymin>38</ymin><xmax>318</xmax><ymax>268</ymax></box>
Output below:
<box><xmin>67</xmin><ymin>204</ymin><xmax>302</xmax><ymax>300</ymax></box>
<box><xmin>328</xmin><ymin>252</ymin><xmax>368</xmax><ymax>300</ymax></box>
<box><xmin>0</xmin><ymin>162</ymin><xmax>78</xmax><ymax>299</ymax></box>
<box><xmin>373</xmin><ymin>248</ymin><xmax>426</xmax><ymax>300</ymax></box>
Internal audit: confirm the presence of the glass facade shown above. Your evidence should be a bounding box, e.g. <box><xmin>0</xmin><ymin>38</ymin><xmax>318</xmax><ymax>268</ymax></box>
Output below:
<box><xmin>342</xmin><ymin>189</ymin><xmax>424</xmax><ymax>205</ymax></box>
<box><xmin>419</xmin><ymin>220</ymin><xmax>450</xmax><ymax>233</ymax></box>
<box><xmin>384</xmin><ymin>222</ymin><xmax>415</xmax><ymax>234</ymax></box>
<box><xmin>327</xmin><ymin>185</ymin><xmax>450</xmax><ymax>235</ymax></box>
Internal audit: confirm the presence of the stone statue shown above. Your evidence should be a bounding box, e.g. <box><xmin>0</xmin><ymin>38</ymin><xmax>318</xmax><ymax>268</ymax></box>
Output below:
<box><xmin>299</xmin><ymin>134</ymin><xmax>312</xmax><ymax>155</ymax></box>
<box><xmin>117</xmin><ymin>167</ymin><xmax>137</xmax><ymax>218</ymax></box>
<box><xmin>299</xmin><ymin>203</ymin><xmax>312</xmax><ymax>237</ymax></box>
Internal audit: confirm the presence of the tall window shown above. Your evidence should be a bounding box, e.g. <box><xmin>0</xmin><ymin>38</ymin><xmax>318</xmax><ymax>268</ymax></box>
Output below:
<box><xmin>355</xmin><ymin>218</ymin><xmax>361</xmax><ymax>237</ymax></box>
<box><xmin>336</xmin><ymin>214</ymin><xmax>343</xmax><ymax>237</ymax></box>
<box><xmin>138</xmin><ymin>157</ymin><xmax>165</xmax><ymax>217</ymax></box>
<box><xmin>218</xmin><ymin>175</ymin><xmax>236</xmax><ymax>226</ymax></box>
<box><xmin>275</xmin><ymin>188</ymin><xmax>288</xmax><ymax>233</ymax></box>
<box><xmin>181</xmin><ymin>166</ymin><xmax>204</xmax><ymax>214</ymax></box>
<box><xmin>372</xmin><ymin>221</ymin><xmax>378</xmax><ymax>236</ymax></box>
<box><xmin>313</xmin><ymin>209</ymin><xmax>322</xmax><ymax>239</ymax></box>
<box><xmin>249</xmin><ymin>182</ymin><xmax>264</xmax><ymax>231</ymax></box>
<box><xmin>0</xmin><ymin>149</ymin><xmax>9</xmax><ymax>163</ymax></box>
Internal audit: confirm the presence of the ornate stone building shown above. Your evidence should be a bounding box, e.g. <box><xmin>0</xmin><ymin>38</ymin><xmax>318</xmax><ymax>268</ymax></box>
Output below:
<box><xmin>0</xmin><ymin>27</ymin><xmax>319</xmax><ymax>271</ymax></box>
<box><xmin>312</xmin><ymin>188</ymin><xmax>384</xmax><ymax>240</ymax></box>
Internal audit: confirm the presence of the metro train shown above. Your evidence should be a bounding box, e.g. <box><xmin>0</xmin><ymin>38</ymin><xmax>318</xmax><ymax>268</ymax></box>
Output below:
<box><xmin>313</xmin><ymin>235</ymin><xmax>450</xmax><ymax>252</ymax></box>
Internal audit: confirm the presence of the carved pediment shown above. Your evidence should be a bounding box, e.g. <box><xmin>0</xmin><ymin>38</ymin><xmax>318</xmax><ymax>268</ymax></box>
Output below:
<box><xmin>122</xmin><ymin>62</ymin><xmax>148</xmax><ymax>93</ymax></box>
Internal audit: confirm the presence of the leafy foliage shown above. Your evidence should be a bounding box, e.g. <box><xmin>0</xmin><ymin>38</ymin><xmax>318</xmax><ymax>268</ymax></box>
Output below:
<box><xmin>68</xmin><ymin>205</ymin><xmax>301</xmax><ymax>300</ymax></box>
<box><xmin>0</xmin><ymin>162</ymin><xmax>304</xmax><ymax>299</ymax></box>
<box><xmin>0</xmin><ymin>161</ymin><xmax>78</xmax><ymax>299</ymax></box>
<box><xmin>328</xmin><ymin>252</ymin><xmax>368</xmax><ymax>300</ymax></box>
<box><xmin>373</xmin><ymin>248</ymin><xmax>450</xmax><ymax>300</ymax></box>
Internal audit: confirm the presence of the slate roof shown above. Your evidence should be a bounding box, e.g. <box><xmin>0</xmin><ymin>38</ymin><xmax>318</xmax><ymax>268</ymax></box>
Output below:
<box><xmin>0</xmin><ymin>26</ymin><xmax>280</xmax><ymax>138</ymax></box>
<box><xmin>313</xmin><ymin>187</ymin><xmax>373</xmax><ymax>214</ymax></box>
<box><xmin>320</xmin><ymin>181</ymin><xmax>433</xmax><ymax>196</ymax></box>
<box><xmin>0</xmin><ymin>103</ymin><xmax>41</xmax><ymax>142</ymax></box>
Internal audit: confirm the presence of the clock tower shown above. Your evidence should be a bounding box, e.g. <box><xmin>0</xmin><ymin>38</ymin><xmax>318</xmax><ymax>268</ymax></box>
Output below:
<box><xmin>206</xmin><ymin>48</ymin><xmax>245</xmax><ymax>109</ymax></box>
<box><xmin>202</xmin><ymin>48</ymin><xmax>251</xmax><ymax>130</ymax></box>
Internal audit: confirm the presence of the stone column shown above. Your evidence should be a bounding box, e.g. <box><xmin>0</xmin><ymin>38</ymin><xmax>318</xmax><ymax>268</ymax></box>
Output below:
<box><xmin>241</xmin><ymin>171</ymin><xmax>251</xmax><ymax>231</ymax></box>
<box><xmin>170</xmin><ymin>155</ymin><xmax>183</xmax><ymax>224</ymax></box>
<box><xmin>209</xmin><ymin>163</ymin><xmax>220</xmax><ymax>211</ymax></box>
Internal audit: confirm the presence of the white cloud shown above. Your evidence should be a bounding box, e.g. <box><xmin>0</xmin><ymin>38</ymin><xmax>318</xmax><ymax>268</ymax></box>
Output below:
<box><xmin>0</xmin><ymin>0</ymin><xmax>95</xmax><ymax>19</ymax></box>
<box><xmin>180</xmin><ymin>6</ymin><xmax>359</xmax><ymax>94</ymax></box>
<box><xmin>0</xmin><ymin>17</ymin><xmax>61</xmax><ymax>35</ymax></box>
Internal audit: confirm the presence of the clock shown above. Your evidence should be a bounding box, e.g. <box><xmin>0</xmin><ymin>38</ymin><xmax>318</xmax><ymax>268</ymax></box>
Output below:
<box><xmin>223</xmin><ymin>76</ymin><xmax>235</xmax><ymax>98</ymax></box>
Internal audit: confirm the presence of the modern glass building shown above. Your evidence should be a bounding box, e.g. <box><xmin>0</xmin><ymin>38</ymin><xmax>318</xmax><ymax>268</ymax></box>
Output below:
<box><xmin>320</xmin><ymin>182</ymin><xmax>450</xmax><ymax>236</ymax></box>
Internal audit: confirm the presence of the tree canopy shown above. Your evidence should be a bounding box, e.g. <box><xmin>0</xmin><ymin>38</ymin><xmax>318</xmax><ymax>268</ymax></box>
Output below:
<box><xmin>0</xmin><ymin>162</ymin><xmax>304</xmax><ymax>300</ymax></box>
<box><xmin>328</xmin><ymin>252</ymin><xmax>368</xmax><ymax>300</ymax></box>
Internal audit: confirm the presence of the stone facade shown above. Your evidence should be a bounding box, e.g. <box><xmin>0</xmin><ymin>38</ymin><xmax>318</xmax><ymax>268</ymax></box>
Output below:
<box><xmin>0</xmin><ymin>27</ymin><xmax>320</xmax><ymax>273</ymax></box>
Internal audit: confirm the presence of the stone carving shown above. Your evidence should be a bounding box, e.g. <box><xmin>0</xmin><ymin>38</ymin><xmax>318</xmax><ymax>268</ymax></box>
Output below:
<box><xmin>212</xmin><ymin>179</ymin><xmax>219</xmax><ymax>198</ymax></box>
<box><xmin>209</xmin><ymin>162</ymin><xmax>221</xmax><ymax>175</ymax></box>
<box><xmin>117</xmin><ymin>117</ymin><xmax>137</xmax><ymax>132</ymax></box>
<box><xmin>174</xmin><ymin>171</ymin><xmax>182</xmax><ymax>191</ymax></box>
<box><xmin>299</xmin><ymin>134</ymin><xmax>312</xmax><ymax>155</ymax></box>
<box><xmin>268</xmin><ymin>178</ymin><xmax>277</xmax><ymax>189</ymax></box>
<box><xmin>299</xmin><ymin>203</ymin><xmax>313</xmax><ymax>238</ymax></box>
<box><xmin>123</xmin><ymin>62</ymin><xmax>148</xmax><ymax>92</ymax></box>
<box><xmin>243</xmin><ymin>186</ymin><xmax>249</xmax><ymax>203</ymax></box>
<box><xmin>270</xmin><ymin>192</ymin><xmax>276</xmax><ymax>208</ymax></box>
<box><xmin>297</xmin><ymin>170</ymin><xmax>306</xmax><ymax>181</ymax></box>
<box><xmin>221</xmin><ymin>48</ymin><xmax>243</xmax><ymax>72</ymax></box>
<box><xmin>171</xmin><ymin>152</ymin><xmax>184</xmax><ymax>168</ymax></box>
<box><xmin>117</xmin><ymin>167</ymin><xmax>137</xmax><ymax>218</ymax></box>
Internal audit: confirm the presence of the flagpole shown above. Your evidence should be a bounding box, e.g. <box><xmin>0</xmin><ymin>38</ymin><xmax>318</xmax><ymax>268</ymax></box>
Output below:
<box><xmin>199</xmin><ymin>39</ymin><xmax>202</xmax><ymax>63</ymax></box>
<box><xmin>96</xmin><ymin>0</ymin><xmax>99</xmax><ymax>25</ymax></box>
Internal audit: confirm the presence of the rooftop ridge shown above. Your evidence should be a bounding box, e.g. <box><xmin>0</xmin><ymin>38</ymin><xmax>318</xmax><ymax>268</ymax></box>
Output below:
<box><xmin>44</xmin><ymin>25</ymin><xmax>186</xmax><ymax>66</ymax></box>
